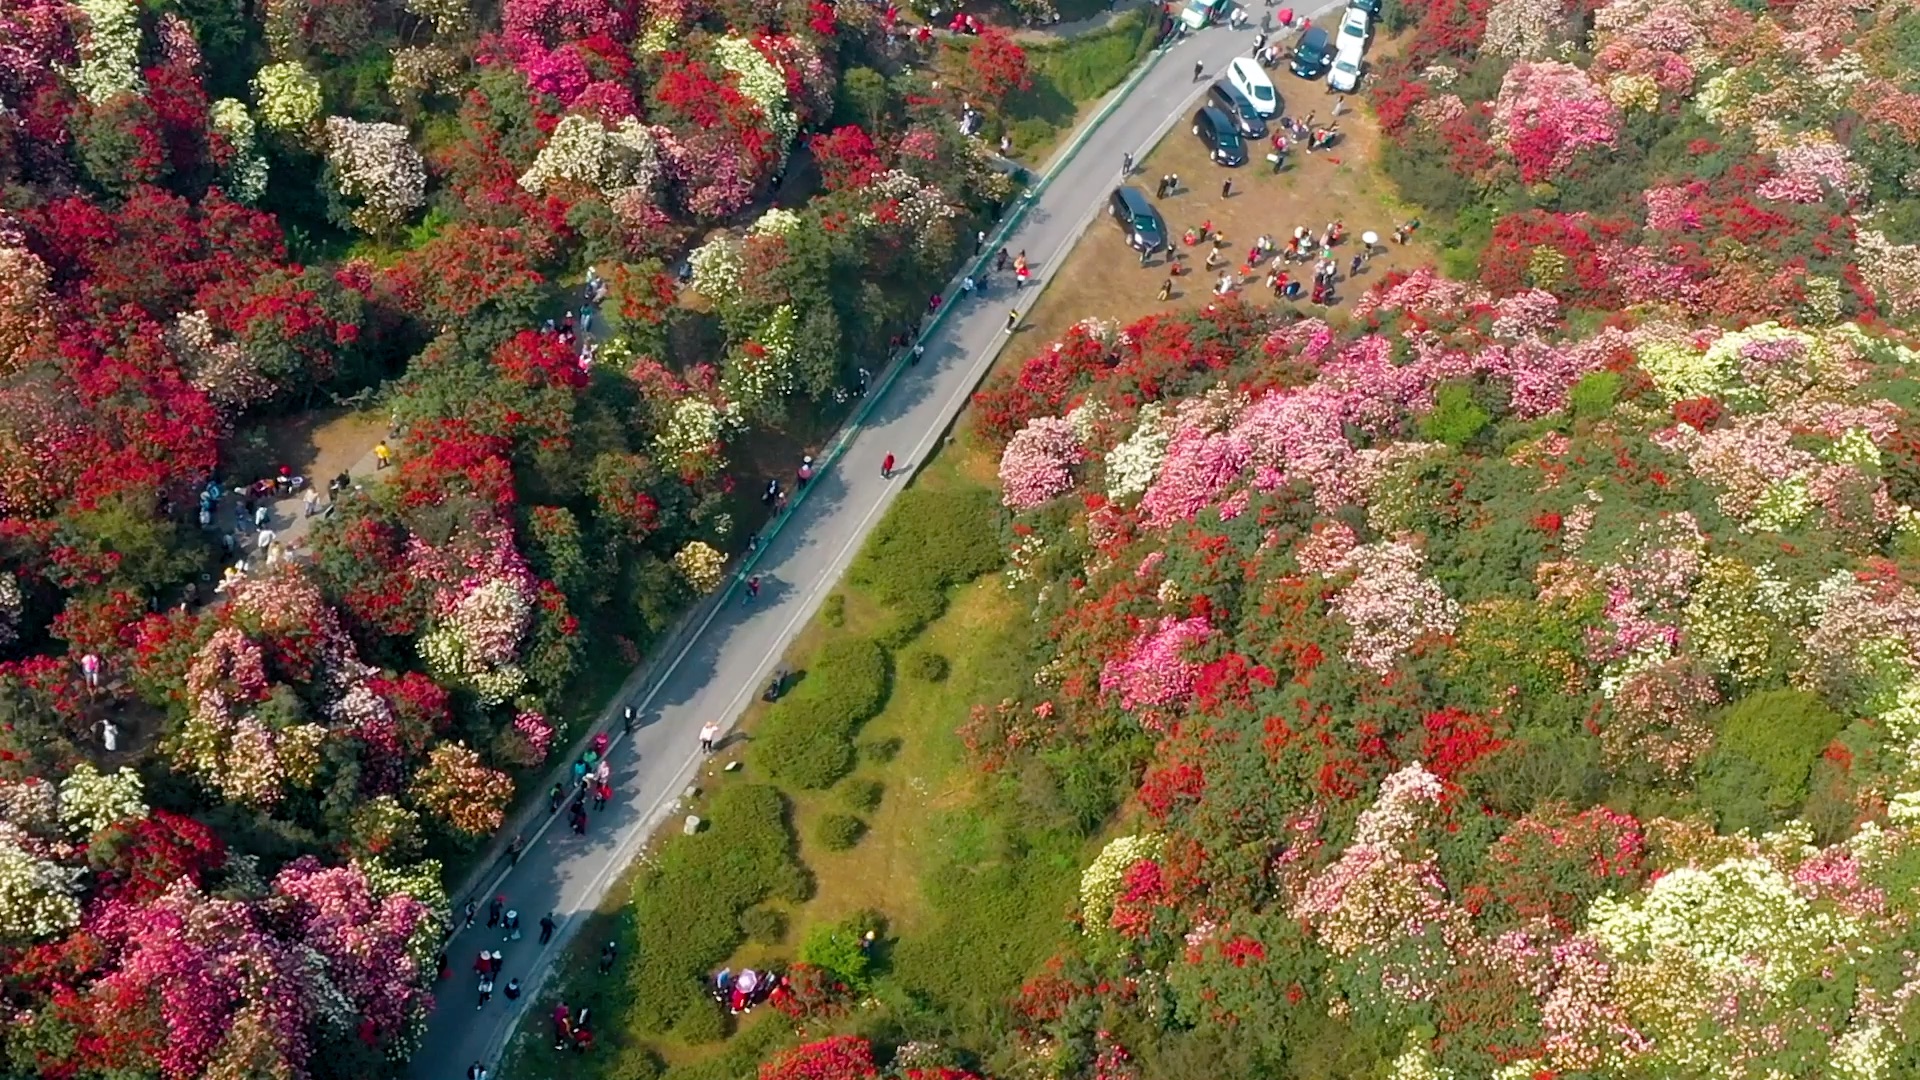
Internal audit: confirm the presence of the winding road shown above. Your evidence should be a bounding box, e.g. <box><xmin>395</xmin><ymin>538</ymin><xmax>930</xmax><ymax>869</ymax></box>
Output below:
<box><xmin>408</xmin><ymin>16</ymin><xmax>1320</xmax><ymax>1078</ymax></box>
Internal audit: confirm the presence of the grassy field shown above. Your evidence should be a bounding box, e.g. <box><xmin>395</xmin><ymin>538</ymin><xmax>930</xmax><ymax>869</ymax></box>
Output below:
<box><xmin>504</xmin><ymin>435</ymin><xmax>1086</xmax><ymax>1080</ymax></box>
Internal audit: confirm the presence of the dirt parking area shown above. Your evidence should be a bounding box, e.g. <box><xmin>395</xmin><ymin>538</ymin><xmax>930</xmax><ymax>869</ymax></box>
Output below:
<box><xmin>1002</xmin><ymin>46</ymin><xmax>1437</xmax><ymax>356</ymax></box>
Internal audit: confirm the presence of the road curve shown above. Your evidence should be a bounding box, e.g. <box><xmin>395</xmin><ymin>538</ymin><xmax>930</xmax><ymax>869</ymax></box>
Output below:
<box><xmin>408</xmin><ymin>16</ymin><xmax>1326</xmax><ymax>1078</ymax></box>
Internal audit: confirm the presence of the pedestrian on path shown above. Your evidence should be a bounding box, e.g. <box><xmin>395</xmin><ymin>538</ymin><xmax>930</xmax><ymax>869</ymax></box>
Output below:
<box><xmin>464</xmin><ymin>900</ymin><xmax>477</xmax><ymax>929</ymax></box>
<box><xmin>473</xmin><ymin>951</ymin><xmax>489</xmax><ymax>978</ymax></box>
<box><xmin>975</xmin><ymin>229</ymin><xmax>986</xmax><ymax>254</ymax></box>
<box><xmin>504</xmin><ymin>979</ymin><xmax>521</xmax><ymax>1001</ymax></box>
<box><xmin>881</xmin><ymin>453</ymin><xmax>896</xmax><ymax>478</ymax></box>
<box><xmin>569</xmin><ymin>799</ymin><xmax>587</xmax><ymax>835</ymax></box>
<box><xmin>504</xmin><ymin>910</ymin><xmax>521</xmax><ymax>940</ymax></box>
<box><xmin>1005</xmin><ymin>309</ymin><xmax>1019</xmax><ymax>332</ymax></box>
<box><xmin>476</xmin><ymin>977</ymin><xmax>493</xmax><ymax>1009</ymax></box>
<box><xmin>593</xmin><ymin>780</ymin><xmax>609</xmax><ymax>812</ymax></box>
<box><xmin>797</xmin><ymin>456</ymin><xmax>814</xmax><ymax>488</ymax></box>
<box><xmin>540</xmin><ymin>912</ymin><xmax>556</xmax><ymax>944</ymax></box>
<box><xmin>374</xmin><ymin>441</ymin><xmax>391</xmax><ymax>469</ymax></box>
<box><xmin>600</xmin><ymin>941</ymin><xmax>618</xmax><ymax>974</ymax></box>
<box><xmin>700</xmin><ymin>720</ymin><xmax>720</xmax><ymax>753</ymax></box>
<box><xmin>1158</xmin><ymin>277</ymin><xmax>1173</xmax><ymax>301</ymax></box>
<box><xmin>996</xmin><ymin>247</ymin><xmax>1009</xmax><ymax>272</ymax></box>
<box><xmin>961</xmin><ymin>275</ymin><xmax>976</xmax><ymax>300</ymax></box>
<box><xmin>745</xmin><ymin>574</ymin><xmax>761</xmax><ymax>602</ymax></box>
<box><xmin>1221</xmin><ymin>178</ymin><xmax>1233</xmax><ymax>198</ymax></box>
<box><xmin>303</xmin><ymin>489</ymin><xmax>318</xmax><ymax>518</ymax></box>
<box><xmin>468</xmin><ymin>1062</ymin><xmax>489</xmax><ymax>1080</ymax></box>
<box><xmin>487</xmin><ymin>895</ymin><xmax>503</xmax><ymax>929</ymax></box>
<box><xmin>1193</xmin><ymin>59</ymin><xmax>1204</xmax><ymax>81</ymax></box>
<box><xmin>549</xmin><ymin>782</ymin><xmax>564</xmax><ymax>813</ymax></box>
<box><xmin>1122</xmin><ymin>150</ymin><xmax>1133</xmax><ymax>176</ymax></box>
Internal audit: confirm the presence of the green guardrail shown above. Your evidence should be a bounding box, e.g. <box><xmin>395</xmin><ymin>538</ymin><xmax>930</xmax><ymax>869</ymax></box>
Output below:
<box><xmin>727</xmin><ymin>33</ymin><xmax>1176</xmax><ymax>586</ymax></box>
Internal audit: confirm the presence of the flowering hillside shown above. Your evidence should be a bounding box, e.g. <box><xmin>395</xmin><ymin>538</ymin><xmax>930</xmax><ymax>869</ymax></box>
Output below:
<box><xmin>936</xmin><ymin>0</ymin><xmax>1920</xmax><ymax>1073</ymax></box>
<box><xmin>0</xmin><ymin>0</ymin><xmax>1015</xmax><ymax>1070</ymax></box>
<box><xmin>978</xmin><ymin>278</ymin><xmax>1920</xmax><ymax>1075</ymax></box>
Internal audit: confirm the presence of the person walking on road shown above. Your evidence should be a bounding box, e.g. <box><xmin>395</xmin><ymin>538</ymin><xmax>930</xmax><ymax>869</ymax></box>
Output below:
<box><xmin>463</xmin><ymin>899</ymin><xmax>477</xmax><ymax>929</ymax></box>
<box><xmin>487</xmin><ymin>896</ymin><xmax>503</xmax><ymax>929</ymax></box>
<box><xmin>1221</xmin><ymin>178</ymin><xmax>1233</xmax><ymax>199</ymax></box>
<box><xmin>1005</xmin><ymin>309</ymin><xmax>1019</xmax><ymax>332</ymax></box>
<box><xmin>1158</xmin><ymin>277</ymin><xmax>1173</xmax><ymax>301</ymax></box>
<box><xmin>974</xmin><ymin>229</ymin><xmax>986</xmax><ymax>254</ymax></box>
<box><xmin>504</xmin><ymin>978</ymin><xmax>521</xmax><ymax>1001</ymax></box>
<box><xmin>1122</xmin><ymin>150</ymin><xmax>1133</xmax><ymax>176</ymax></box>
<box><xmin>797</xmin><ymin>455</ymin><xmax>814</xmax><ymax>489</ymax></box>
<box><xmin>540</xmin><ymin>912</ymin><xmax>556</xmax><ymax>944</ymax></box>
<box><xmin>504</xmin><ymin>910</ymin><xmax>521</xmax><ymax>940</ymax></box>
<box><xmin>744</xmin><ymin>574</ymin><xmax>761</xmax><ymax>603</ymax></box>
<box><xmin>881</xmin><ymin>453</ymin><xmax>896</xmax><ymax>478</ymax></box>
<box><xmin>700</xmin><ymin>720</ymin><xmax>720</xmax><ymax>753</ymax></box>
<box><xmin>476</xmin><ymin>976</ymin><xmax>494</xmax><ymax>1009</ymax></box>
<box><xmin>1193</xmin><ymin>59</ymin><xmax>1204</xmax><ymax>81</ymax></box>
<box><xmin>600</xmin><ymin>941</ymin><xmax>619</xmax><ymax>974</ymax></box>
<box><xmin>548</xmin><ymin>782</ymin><xmax>564</xmax><ymax>813</ymax></box>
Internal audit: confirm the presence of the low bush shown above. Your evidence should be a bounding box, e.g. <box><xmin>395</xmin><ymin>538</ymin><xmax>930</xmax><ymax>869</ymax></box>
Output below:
<box><xmin>755</xmin><ymin>638</ymin><xmax>891</xmax><ymax>789</ymax></box>
<box><xmin>904</xmin><ymin>649</ymin><xmax>950</xmax><ymax>682</ymax></box>
<box><xmin>851</xmin><ymin>487</ymin><xmax>1002</xmax><ymax>634</ymax></box>
<box><xmin>820</xmin><ymin>593</ymin><xmax>846</xmax><ymax>627</ymax></box>
<box><xmin>740</xmin><ymin>906</ymin><xmax>789</xmax><ymax>944</ymax></box>
<box><xmin>625</xmin><ymin>784</ymin><xmax>799</xmax><ymax>1033</ymax></box>
<box><xmin>800</xmin><ymin>918</ymin><xmax>874</xmax><ymax>990</ymax></box>
<box><xmin>1420</xmin><ymin>382</ymin><xmax>1491</xmax><ymax>447</ymax></box>
<box><xmin>816</xmin><ymin>813</ymin><xmax>867</xmax><ymax>851</ymax></box>
<box><xmin>1698</xmin><ymin>689</ymin><xmax>1848</xmax><ymax>831</ymax></box>
<box><xmin>673</xmin><ymin>997</ymin><xmax>726</xmax><ymax>1044</ymax></box>
<box><xmin>840</xmin><ymin>777</ymin><xmax>884</xmax><ymax>813</ymax></box>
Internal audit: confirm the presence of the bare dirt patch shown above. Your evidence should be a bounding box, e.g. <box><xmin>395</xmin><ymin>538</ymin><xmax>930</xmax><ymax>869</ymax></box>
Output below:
<box><xmin>1001</xmin><ymin>60</ymin><xmax>1438</xmax><ymax>358</ymax></box>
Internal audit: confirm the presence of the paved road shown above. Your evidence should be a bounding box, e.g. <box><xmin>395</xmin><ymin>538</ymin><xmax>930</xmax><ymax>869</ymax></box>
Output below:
<box><xmin>409</xmin><ymin>18</ymin><xmax>1316</xmax><ymax>1079</ymax></box>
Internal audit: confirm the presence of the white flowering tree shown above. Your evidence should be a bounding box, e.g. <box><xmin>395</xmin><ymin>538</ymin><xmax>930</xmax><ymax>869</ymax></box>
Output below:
<box><xmin>209</xmin><ymin>99</ymin><xmax>270</xmax><ymax>203</ymax></box>
<box><xmin>322</xmin><ymin>116</ymin><xmax>428</xmax><ymax>235</ymax></box>
<box><xmin>518</xmin><ymin>114</ymin><xmax>663</xmax><ymax>203</ymax></box>
<box><xmin>253</xmin><ymin>61</ymin><xmax>324</xmax><ymax>140</ymax></box>
<box><xmin>57</xmin><ymin>764</ymin><xmax>147</xmax><ymax>837</ymax></box>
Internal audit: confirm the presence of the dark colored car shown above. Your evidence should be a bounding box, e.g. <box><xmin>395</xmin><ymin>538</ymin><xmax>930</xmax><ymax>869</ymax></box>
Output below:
<box><xmin>1348</xmin><ymin>0</ymin><xmax>1383</xmax><ymax>18</ymax></box>
<box><xmin>1108</xmin><ymin>186</ymin><xmax>1169</xmax><ymax>252</ymax></box>
<box><xmin>1290</xmin><ymin>26</ymin><xmax>1333</xmax><ymax>78</ymax></box>
<box><xmin>1191</xmin><ymin>106</ymin><xmax>1247</xmax><ymax>166</ymax></box>
<box><xmin>1208</xmin><ymin>80</ymin><xmax>1270</xmax><ymax>139</ymax></box>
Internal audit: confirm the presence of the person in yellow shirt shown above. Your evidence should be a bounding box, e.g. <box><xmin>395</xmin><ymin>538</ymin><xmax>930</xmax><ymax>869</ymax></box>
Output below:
<box><xmin>373</xmin><ymin>441</ymin><xmax>392</xmax><ymax>469</ymax></box>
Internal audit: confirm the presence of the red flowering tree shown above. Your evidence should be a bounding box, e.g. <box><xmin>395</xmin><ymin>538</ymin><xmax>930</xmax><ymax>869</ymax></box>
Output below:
<box><xmin>957</xmin><ymin>28</ymin><xmax>1031</xmax><ymax>110</ymax></box>
<box><xmin>760</xmin><ymin>1035</ymin><xmax>880</xmax><ymax>1080</ymax></box>
<box><xmin>810</xmin><ymin>125</ymin><xmax>885</xmax><ymax>192</ymax></box>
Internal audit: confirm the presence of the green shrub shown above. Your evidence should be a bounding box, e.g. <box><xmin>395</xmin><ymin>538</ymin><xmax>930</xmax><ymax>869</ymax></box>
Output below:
<box><xmin>1569</xmin><ymin>371</ymin><xmax>1621</xmax><ymax>420</ymax></box>
<box><xmin>769</xmin><ymin>860</ymin><xmax>815</xmax><ymax>903</ymax></box>
<box><xmin>816</xmin><ymin>813</ymin><xmax>867</xmax><ymax>851</ymax></box>
<box><xmin>904</xmin><ymin>649</ymin><xmax>950</xmax><ymax>682</ymax></box>
<box><xmin>851</xmin><ymin>487</ymin><xmax>1001</xmax><ymax>633</ymax></box>
<box><xmin>840</xmin><ymin>777</ymin><xmax>884</xmax><ymax>814</ymax></box>
<box><xmin>1698</xmin><ymin>689</ymin><xmax>1848</xmax><ymax>831</ymax></box>
<box><xmin>800</xmin><ymin>918</ymin><xmax>873</xmax><ymax>989</ymax></box>
<box><xmin>755</xmin><ymin>638</ymin><xmax>891</xmax><ymax>789</ymax></box>
<box><xmin>1420</xmin><ymin>382</ymin><xmax>1491</xmax><ymax>447</ymax></box>
<box><xmin>625</xmin><ymin>784</ymin><xmax>798</xmax><ymax>1033</ymax></box>
<box><xmin>740</xmin><ymin>907</ymin><xmax>788</xmax><ymax>944</ymax></box>
<box><xmin>672</xmin><ymin>997</ymin><xmax>726</xmax><ymax>1045</ymax></box>
<box><xmin>821</xmin><ymin>592</ymin><xmax>846</xmax><ymax>628</ymax></box>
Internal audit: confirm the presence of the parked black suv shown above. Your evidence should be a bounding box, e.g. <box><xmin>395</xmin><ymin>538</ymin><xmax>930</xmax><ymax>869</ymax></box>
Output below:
<box><xmin>1290</xmin><ymin>26</ymin><xmax>1333</xmax><ymax>78</ymax></box>
<box><xmin>1108</xmin><ymin>186</ymin><xmax>1169</xmax><ymax>251</ymax></box>
<box><xmin>1191</xmin><ymin>106</ymin><xmax>1247</xmax><ymax>166</ymax></box>
<box><xmin>1348</xmin><ymin>0</ymin><xmax>1383</xmax><ymax>18</ymax></box>
<box><xmin>1208</xmin><ymin>80</ymin><xmax>1270</xmax><ymax>139</ymax></box>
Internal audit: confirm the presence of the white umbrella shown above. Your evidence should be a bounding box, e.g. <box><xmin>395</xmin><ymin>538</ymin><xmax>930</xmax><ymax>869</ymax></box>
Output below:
<box><xmin>1361</xmin><ymin>230</ymin><xmax>1379</xmax><ymax>248</ymax></box>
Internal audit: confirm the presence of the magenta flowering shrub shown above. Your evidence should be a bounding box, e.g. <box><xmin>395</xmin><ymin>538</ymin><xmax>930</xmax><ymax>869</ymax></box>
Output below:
<box><xmin>1490</xmin><ymin>61</ymin><xmax>1620</xmax><ymax>182</ymax></box>
<box><xmin>998</xmin><ymin>415</ymin><xmax>1083</xmax><ymax>510</ymax></box>
<box><xmin>1098</xmin><ymin>615</ymin><xmax>1215</xmax><ymax>715</ymax></box>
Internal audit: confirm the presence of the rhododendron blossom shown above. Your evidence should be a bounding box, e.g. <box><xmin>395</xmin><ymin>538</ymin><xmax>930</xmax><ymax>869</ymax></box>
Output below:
<box><xmin>999</xmin><ymin>415</ymin><xmax>1084</xmax><ymax>510</ymax></box>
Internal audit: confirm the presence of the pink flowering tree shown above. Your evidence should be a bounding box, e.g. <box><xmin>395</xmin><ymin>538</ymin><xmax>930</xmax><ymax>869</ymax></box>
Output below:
<box><xmin>1490</xmin><ymin>61</ymin><xmax>1620</xmax><ymax>181</ymax></box>
<box><xmin>998</xmin><ymin>415</ymin><xmax>1083</xmax><ymax>510</ymax></box>
<box><xmin>1099</xmin><ymin>614</ymin><xmax>1216</xmax><ymax>717</ymax></box>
